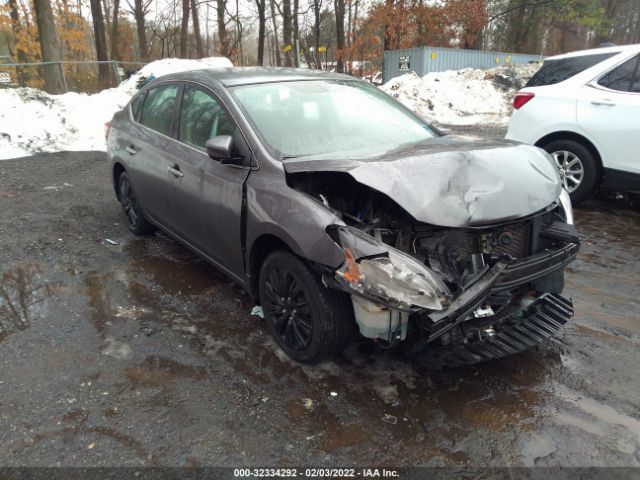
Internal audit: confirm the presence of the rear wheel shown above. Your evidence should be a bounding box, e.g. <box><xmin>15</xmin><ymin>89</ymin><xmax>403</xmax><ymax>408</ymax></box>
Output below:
<box><xmin>118</xmin><ymin>172</ymin><xmax>154</xmax><ymax>235</ymax></box>
<box><xmin>258</xmin><ymin>250</ymin><xmax>352</xmax><ymax>364</ymax></box>
<box><xmin>542</xmin><ymin>139</ymin><xmax>599</xmax><ymax>204</ymax></box>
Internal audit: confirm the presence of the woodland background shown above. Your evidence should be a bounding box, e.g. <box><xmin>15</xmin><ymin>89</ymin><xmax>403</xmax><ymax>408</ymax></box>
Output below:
<box><xmin>2</xmin><ymin>0</ymin><xmax>640</xmax><ymax>93</ymax></box>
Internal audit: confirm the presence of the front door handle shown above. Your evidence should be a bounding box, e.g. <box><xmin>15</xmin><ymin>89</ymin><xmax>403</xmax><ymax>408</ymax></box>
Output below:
<box><xmin>125</xmin><ymin>145</ymin><xmax>138</xmax><ymax>155</ymax></box>
<box><xmin>167</xmin><ymin>165</ymin><xmax>184</xmax><ymax>178</ymax></box>
<box><xmin>591</xmin><ymin>99</ymin><xmax>616</xmax><ymax>106</ymax></box>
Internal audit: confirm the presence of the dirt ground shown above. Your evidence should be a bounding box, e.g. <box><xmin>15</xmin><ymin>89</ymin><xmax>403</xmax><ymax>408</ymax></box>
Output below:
<box><xmin>1</xmin><ymin>149</ymin><xmax>639</xmax><ymax>468</ymax></box>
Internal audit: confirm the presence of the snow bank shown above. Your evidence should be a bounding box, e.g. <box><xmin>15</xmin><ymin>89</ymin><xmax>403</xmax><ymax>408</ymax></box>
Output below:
<box><xmin>0</xmin><ymin>57</ymin><xmax>232</xmax><ymax>160</ymax></box>
<box><xmin>0</xmin><ymin>59</ymin><xmax>535</xmax><ymax>160</ymax></box>
<box><xmin>380</xmin><ymin>64</ymin><xmax>540</xmax><ymax>126</ymax></box>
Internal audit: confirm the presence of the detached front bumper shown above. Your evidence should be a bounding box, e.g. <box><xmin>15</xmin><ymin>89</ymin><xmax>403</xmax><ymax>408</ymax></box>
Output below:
<box><xmin>420</xmin><ymin>293</ymin><xmax>573</xmax><ymax>369</ymax></box>
<box><xmin>427</xmin><ymin>241</ymin><xmax>579</xmax><ymax>341</ymax></box>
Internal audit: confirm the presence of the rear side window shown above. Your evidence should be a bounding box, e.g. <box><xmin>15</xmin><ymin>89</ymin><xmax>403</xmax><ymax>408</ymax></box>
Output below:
<box><xmin>526</xmin><ymin>52</ymin><xmax>618</xmax><ymax>87</ymax></box>
<box><xmin>140</xmin><ymin>84</ymin><xmax>179</xmax><ymax>136</ymax></box>
<box><xmin>598</xmin><ymin>55</ymin><xmax>640</xmax><ymax>92</ymax></box>
<box><xmin>178</xmin><ymin>86</ymin><xmax>235</xmax><ymax>150</ymax></box>
<box><xmin>130</xmin><ymin>94</ymin><xmax>144</xmax><ymax>120</ymax></box>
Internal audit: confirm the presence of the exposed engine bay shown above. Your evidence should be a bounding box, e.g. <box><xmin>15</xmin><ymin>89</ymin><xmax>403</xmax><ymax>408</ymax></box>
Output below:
<box><xmin>288</xmin><ymin>171</ymin><xmax>580</xmax><ymax>367</ymax></box>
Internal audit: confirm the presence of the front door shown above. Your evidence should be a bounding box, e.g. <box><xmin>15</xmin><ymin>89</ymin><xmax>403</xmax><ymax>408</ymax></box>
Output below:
<box><xmin>164</xmin><ymin>85</ymin><xmax>250</xmax><ymax>281</ymax></box>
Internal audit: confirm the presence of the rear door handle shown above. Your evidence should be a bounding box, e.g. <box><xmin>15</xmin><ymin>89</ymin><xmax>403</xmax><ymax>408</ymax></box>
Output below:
<box><xmin>125</xmin><ymin>145</ymin><xmax>138</xmax><ymax>155</ymax></box>
<box><xmin>167</xmin><ymin>165</ymin><xmax>184</xmax><ymax>178</ymax></box>
<box><xmin>591</xmin><ymin>99</ymin><xmax>616</xmax><ymax>106</ymax></box>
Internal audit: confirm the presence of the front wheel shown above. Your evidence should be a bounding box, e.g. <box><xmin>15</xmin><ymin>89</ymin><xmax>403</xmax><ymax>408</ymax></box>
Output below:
<box><xmin>542</xmin><ymin>139</ymin><xmax>600</xmax><ymax>204</ymax></box>
<box><xmin>118</xmin><ymin>172</ymin><xmax>154</xmax><ymax>235</ymax></box>
<box><xmin>258</xmin><ymin>250</ymin><xmax>352</xmax><ymax>364</ymax></box>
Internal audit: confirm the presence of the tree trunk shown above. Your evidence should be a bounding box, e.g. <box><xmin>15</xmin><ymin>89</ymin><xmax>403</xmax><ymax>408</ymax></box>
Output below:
<box><xmin>313</xmin><ymin>0</ymin><xmax>321</xmax><ymax>69</ymax></box>
<box><xmin>180</xmin><ymin>0</ymin><xmax>190</xmax><ymax>57</ymax></box>
<box><xmin>334</xmin><ymin>0</ymin><xmax>345</xmax><ymax>73</ymax></box>
<box><xmin>255</xmin><ymin>0</ymin><xmax>266</xmax><ymax>65</ymax></box>
<box><xmin>133</xmin><ymin>0</ymin><xmax>147</xmax><ymax>60</ymax></box>
<box><xmin>8</xmin><ymin>0</ymin><xmax>30</xmax><ymax>85</ymax></box>
<box><xmin>383</xmin><ymin>0</ymin><xmax>393</xmax><ymax>50</ymax></box>
<box><xmin>191</xmin><ymin>0</ymin><xmax>204</xmax><ymax>57</ymax></box>
<box><xmin>216</xmin><ymin>0</ymin><xmax>229</xmax><ymax>57</ymax></box>
<box><xmin>89</xmin><ymin>0</ymin><xmax>110</xmax><ymax>86</ymax></box>
<box><xmin>33</xmin><ymin>0</ymin><xmax>65</xmax><ymax>93</ymax></box>
<box><xmin>269</xmin><ymin>0</ymin><xmax>281</xmax><ymax>66</ymax></box>
<box><xmin>293</xmin><ymin>0</ymin><xmax>299</xmax><ymax>66</ymax></box>
<box><xmin>111</xmin><ymin>0</ymin><xmax>120</xmax><ymax>60</ymax></box>
<box><xmin>281</xmin><ymin>0</ymin><xmax>293</xmax><ymax>66</ymax></box>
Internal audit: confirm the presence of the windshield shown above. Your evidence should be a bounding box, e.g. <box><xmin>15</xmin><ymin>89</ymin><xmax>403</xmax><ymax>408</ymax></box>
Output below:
<box><xmin>231</xmin><ymin>80</ymin><xmax>436</xmax><ymax>159</ymax></box>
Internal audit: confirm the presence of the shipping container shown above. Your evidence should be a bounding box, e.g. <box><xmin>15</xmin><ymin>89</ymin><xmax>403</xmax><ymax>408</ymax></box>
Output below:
<box><xmin>383</xmin><ymin>46</ymin><xmax>543</xmax><ymax>83</ymax></box>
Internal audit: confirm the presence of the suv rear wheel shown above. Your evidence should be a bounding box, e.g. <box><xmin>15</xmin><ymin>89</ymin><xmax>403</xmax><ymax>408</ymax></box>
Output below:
<box><xmin>542</xmin><ymin>139</ymin><xmax>599</xmax><ymax>204</ymax></box>
<box><xmin>258</xmin><ymin>250</ymin><xmax>352</xmax><ymax>364</ymax></box>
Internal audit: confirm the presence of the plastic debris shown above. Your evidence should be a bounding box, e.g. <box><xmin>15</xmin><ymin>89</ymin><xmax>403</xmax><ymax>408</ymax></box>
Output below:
<box><xmin>382</xmin><ymin>414</ymin><xmax>398</xmax><ymax>425</ymax></box>
<box><xmin>302</xmin><ymin>398</ymin><xmax>314</xmax><ymax>410</ymax></box>
<box><xmin>104</xmin><ymin>239</ymin><xmax>118</xmax><ymax>245</ymax></box>
<box><xmin>251</xmin><ymin>306</ymin><xmax>264</xmax><ymax>318</ymax></box>
<box><xmin>330</xmin><ymin>391</ymin><xmax>338</xmax><ymax>397</ymax></box>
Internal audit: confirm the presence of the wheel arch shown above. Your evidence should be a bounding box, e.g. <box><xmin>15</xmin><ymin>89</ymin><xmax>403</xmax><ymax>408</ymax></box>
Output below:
<box><xmin>535</xmin><ymin>131</ymin><xmax>604</xmax><ymax>179</ymax></box>
<box><xmin>247</xmin><ymin>232</ymin><xmax>297</xmax><ymax>301</ymax></box>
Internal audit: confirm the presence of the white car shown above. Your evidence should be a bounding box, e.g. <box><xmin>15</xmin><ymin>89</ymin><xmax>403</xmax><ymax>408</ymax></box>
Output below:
<box><xmin>506</xmin><ymin>44</ymin><xmax>640</xmax><ymax>202</ymax></box>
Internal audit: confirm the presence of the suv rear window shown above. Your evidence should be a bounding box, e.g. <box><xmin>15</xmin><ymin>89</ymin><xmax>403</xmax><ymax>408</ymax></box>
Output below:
<box><xmin>526</xmin><ymin>52</ymin><xmax>618</xmax><ymax>87</ymax></box>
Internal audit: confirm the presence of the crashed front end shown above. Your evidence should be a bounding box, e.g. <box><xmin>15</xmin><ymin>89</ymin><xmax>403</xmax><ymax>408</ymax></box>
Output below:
<box><xmin>324</xmin><ymin>190</ymin><xmax>579</xmax><ymax>368</ymax></box>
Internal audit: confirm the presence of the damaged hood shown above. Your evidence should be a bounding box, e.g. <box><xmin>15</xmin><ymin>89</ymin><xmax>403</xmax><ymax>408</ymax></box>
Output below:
<box><xmin>283</xmin><ymin>136</ymin><xmax>562</xmax><ymax>227</ymax></box>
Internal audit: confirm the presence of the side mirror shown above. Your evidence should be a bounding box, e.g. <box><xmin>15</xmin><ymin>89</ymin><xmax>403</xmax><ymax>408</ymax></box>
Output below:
<box><xmin>205</xmin><ymin>135</ymin><xmax>233</xmax><ymax>160</ymax></box>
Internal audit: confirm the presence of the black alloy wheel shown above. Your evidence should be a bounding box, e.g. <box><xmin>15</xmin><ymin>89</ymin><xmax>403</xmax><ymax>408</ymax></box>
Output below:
<box><xmin>258</xmin><ymin>250</ymin><xmax>353</xmax><ymax>364</ymax></box>
<box><xmin>118</xmin><ymin>172</ymin><xmax>154</xmax><ymax>235</ymax></box>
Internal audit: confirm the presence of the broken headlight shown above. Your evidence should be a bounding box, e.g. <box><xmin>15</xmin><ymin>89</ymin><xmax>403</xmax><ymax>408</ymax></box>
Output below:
<box><xmin>329</xmin><ymin>226</ymin><xmax>452</xmax><ymax>311</ymax></box>
<box><xmin>558</xmin><ymin>188</ymin><xmax>574</xmax><ymax>225</ymax></box>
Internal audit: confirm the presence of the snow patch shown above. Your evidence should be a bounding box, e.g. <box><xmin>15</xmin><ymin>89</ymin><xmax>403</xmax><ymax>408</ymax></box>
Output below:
<box><xmin>380</xmin><ymin>64</ymin><xmax>540</xmax><ymax>126</ymax></box>
<box><xmin>0</xmin><ymin>59</ymin><xmax>535</xmax><ymax>160</ymax></box>
<box><xmin>0</xmin><ymin>56</ymin><xmax>232</xmax><ymax>160</ymax></box>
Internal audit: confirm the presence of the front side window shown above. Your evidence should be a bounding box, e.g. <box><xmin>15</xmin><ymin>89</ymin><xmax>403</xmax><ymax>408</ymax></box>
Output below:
<box><xmin>178</xmin><ymin>86</ymin><xmax>235</xmax><ymax>149</ymax></box>
<box><xmin>231</xmin><ymin>80</ymin><xmax>435</xmax><ymax>159</ymax></box>
<box><xmin>526</xmin><ymin>52</ymin><xmax>618</xmax><ymax>87</ymax></box>
<box><xmin>140</xmin><ymin>84</ymin><xmax>179</xmax><ymax>136</ymax></box>
<box><xmin>598</xmin><ymin>55</ymin><xmax>640</xmax><ymax>92</ymax></box>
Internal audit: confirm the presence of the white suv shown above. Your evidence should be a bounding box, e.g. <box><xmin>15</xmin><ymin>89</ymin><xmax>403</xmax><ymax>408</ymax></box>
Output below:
<box><xmin>506</xmin><ymin>44</ymin><xmax>640</xmax><ymax>202</ymax></box>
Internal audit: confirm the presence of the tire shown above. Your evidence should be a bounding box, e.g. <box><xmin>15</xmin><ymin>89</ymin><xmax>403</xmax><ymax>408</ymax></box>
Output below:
<box><xmin>258</xmin><ymin>250</ymin><xmax>352</xmax><ymax>364</ymax></box>
<box><xmin>117</xmin><ymin>171</ymin><xmax>154</xmax><ymax>235</ymax></box>
<box><xmin>542</xmin><ymin>139</ymin><xmax>600</xmax><ymax>204</ymax></box>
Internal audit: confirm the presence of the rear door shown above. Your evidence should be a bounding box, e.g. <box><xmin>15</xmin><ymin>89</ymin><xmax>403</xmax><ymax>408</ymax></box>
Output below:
<box><xmin>577</xmin><ymin>54</ymin><xmax>640</xmax><ymax>174</ymax></box>
<box><xmin>164</xmin><ymin>84</ymin><xmax>251</xmax><ymax>281</ymax></box>
<box><xmin>125</xmin><ymin>83</ymin><xmax>180</xmax><ymax>226</ymax></box>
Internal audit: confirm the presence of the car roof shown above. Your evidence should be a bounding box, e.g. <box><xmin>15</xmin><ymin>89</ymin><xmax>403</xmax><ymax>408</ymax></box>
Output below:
<box><xmin>154</xmin><ymin>67</ymin><xmax>356</xmax><ymax>87</ymax></box>
<box><xmin>546</xmin><ymin>43</ymin><xmax>640</xmax><ymax>60</ymax></box>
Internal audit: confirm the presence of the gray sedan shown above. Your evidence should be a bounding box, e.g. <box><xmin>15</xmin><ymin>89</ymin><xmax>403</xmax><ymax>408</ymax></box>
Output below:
<box><xmin>106</xmin><ymin>67</ymin><xmax>579</xmax><ymax>367</ymax></box>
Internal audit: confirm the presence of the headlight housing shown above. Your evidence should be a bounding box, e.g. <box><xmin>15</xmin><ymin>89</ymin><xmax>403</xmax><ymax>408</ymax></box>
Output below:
<box><xmin>329</xmin><ymin>226</ymin><xmax>452</xmax><ymax>311</ymax></box>
<box><xmin>559</xmin><ymin>188</ymin><xmax>574</xmax><ymax>225</ymax></box>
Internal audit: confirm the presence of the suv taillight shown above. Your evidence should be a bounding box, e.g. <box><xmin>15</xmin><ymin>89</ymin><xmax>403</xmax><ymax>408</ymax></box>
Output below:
<box><xmin>513</xmin><ymin>92</ymin><xmax>535</xmax><ymax>109</ymax></box>
<box><xmin>105</xmin><ymin>121</ymin><xmax>111</xmax><ymax>141</ymax></box>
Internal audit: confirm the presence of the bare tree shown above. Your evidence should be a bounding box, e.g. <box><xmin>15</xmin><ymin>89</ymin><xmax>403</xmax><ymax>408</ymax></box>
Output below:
<box><xmin>255</xmin><ymin>0</ymin><xmax>267</xmax><ymax>65</ymax></box>
<box><xmin>33</xmin><ymin>0</ymin><xmax>65</xmax><ymax>93</ymax></box>
<box><xmin>89</xmin><ymin>0</ymin><xmax>111</xmax><ymax>86</ymax></box>
<box><xmin>270</xmin><ymin>0</ymin><xmax>282</xmax><ymax>65</ymax></box>
<box><xmin>334</xmin><ymin>0</ymin><xmax>345</xmax><ymax>72</ymax></box>
<box><xmin>7</xmin><ymin>0</ymin><xmax>30</xmax><ymax>85</ymax></box>
<box><xmin>127</xmin><ymin>0</ymin><xmax>151</xmax><ymax>60</ymax></box>
<box><xmin>180</xmin><ymin>0</ymin><xmax>190</xmax><ymax>57</ymax></box>
<box><xmin>217</xmin><ymin>0</ymin><xmax>229</xmax><ymax>57</ymax></box>
<box><xmin>191</xmin><ymin>0</ymin><xmax>204</xmax><ymax>57</ymax></box>
<box><xmin>111</xmin><ymin>0</ymin><xmax>120</xmax><ymax>60</ymax></box>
